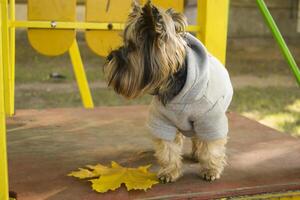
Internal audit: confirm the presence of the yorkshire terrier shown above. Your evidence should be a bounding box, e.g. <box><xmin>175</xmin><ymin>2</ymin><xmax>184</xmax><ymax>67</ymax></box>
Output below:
<box><xmin>104</xmin><ymin>0</ymin><xmax>233</xmax><ymax>183</ymax></box>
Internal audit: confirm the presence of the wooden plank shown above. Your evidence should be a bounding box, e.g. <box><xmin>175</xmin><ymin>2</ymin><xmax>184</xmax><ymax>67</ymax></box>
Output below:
<box><xmin>6</xmin><ymin>107</ymin><xmax>300</xmax><ymax>200</ymax></box>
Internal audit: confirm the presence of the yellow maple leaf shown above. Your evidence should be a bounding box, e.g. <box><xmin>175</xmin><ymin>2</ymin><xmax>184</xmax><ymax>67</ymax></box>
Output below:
<box><xmin>68</xmin><ymin>161</ymin><xmax>159</xmax><ymax>193</ymax></box>
<box><xmin>68</xmin><ymin>164</ymin><xmax>109</xmax><ymax>179</ymax></box>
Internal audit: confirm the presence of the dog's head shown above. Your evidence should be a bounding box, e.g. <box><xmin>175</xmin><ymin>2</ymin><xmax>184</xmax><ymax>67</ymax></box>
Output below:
<box><xmin>104</xmin><ymin>0</ymin><xmax>187</xmax><ymax>98</ymax></box>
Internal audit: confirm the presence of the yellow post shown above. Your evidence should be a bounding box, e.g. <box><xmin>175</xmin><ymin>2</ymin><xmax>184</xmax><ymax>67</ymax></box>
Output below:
<box><xmin>9</xmin><ymin>0</ymin><xmax>15</xmax><ymax>116</ymax></box>
<box><xmin>1</xmin><ymin>0</ymin><xmax>13</xmax><ymax>116</ymax></box>
<box><xmin>0</xmin><ymin>3</ymin><xmax>10</xmax><ymax>200</ymax></box>
<box><xmin>69</xmin><ymin>40</ymin><xmax>94</xmax><ymax>109</ymax></box>
<box><xmin>197</xmin><ymin>0</ymin><xmax>230</xmax><ymax>64</ymax></box>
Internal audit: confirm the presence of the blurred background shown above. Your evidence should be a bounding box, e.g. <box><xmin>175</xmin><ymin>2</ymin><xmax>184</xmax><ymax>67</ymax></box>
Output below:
<box><xmin>13</xmin><ymin>0</ymin><xmax>300</xmax><ymax>136</ymax></box>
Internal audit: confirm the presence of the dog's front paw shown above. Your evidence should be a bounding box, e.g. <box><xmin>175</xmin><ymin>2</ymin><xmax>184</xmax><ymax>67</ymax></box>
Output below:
<box><xmin>158</xmin><ymin>170</ymin><xmax>181</xmax><ymax>183</ymax></box>
<box><xmin>199</xmin><ymin>169</ymin><xmax>221</xmax><ymax>181</ymax></box>
<box><xmin>158</xmin><ymin>173</ymin><xmax>178</xmax><ymax>183</ymax></box>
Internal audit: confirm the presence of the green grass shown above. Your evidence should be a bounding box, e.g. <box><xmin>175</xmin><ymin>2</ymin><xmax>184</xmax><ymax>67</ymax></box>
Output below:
<box><xmin>15</xmin><ymin>33</ymin><xmax>105</xmax><ymax>83</ymax></box>
<box><xmin>16</xmin><ymin>61</ymin><xmax>104</xmax><ymax>83</ymax></box>
<box><xmin>231</xmin><ymin>87</ymin><xmax>300</xmax><ymax>136</ymax></box>
<box><xmin>15</xmin><ymin>87</ymin><xmax>152</xmax><ymax>109</ymax></box>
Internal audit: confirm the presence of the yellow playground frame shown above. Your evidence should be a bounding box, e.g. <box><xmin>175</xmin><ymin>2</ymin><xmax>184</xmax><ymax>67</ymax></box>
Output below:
<box><xmin>0</xmin><ymin>0</ymin><xmax>230</xmax><ymax>199</ymax></box>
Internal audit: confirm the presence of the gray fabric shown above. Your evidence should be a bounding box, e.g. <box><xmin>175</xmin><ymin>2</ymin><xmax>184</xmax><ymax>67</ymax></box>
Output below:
<box><xmin>147</xmin><ymin>33</ymin><xmax>233</xmax><ymax>141</ymax></box>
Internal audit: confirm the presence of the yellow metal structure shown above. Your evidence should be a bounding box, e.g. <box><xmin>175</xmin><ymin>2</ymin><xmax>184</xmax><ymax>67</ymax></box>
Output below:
<box><xmin>69</xmin><ymin>40</ymin><xmax>94</xmax><ymax>109</ymax></box>
<box><xmin>197</xmin><ymin>0</ymin><xmax>230</xmax><ymax>64</ymax></box>
<box><xmin>27</xmin><ymin>0</ymin><xmax>76</xmax><ymax>56</ymax></box>
<box><xmin>0</xmin><ymin>1</ymin><xmax>230</xmax><ymax>198</ymax></box>
<box><xmin>85</xmin><ymin>0</ymin><xmax>132</xmax><ymax>56</ymax></box>
<box><xmin>147</xmin><ymin>0</ymin><xmax>184</xmax><ymax>11</ymax></box>
<box><xmin>9</xmin><ymin>0</ymin><xmax>15</xmax><ymax>117</ymax></box>
<box><xmin>11</xmin><ymin>21</ymin><xmax>200</xmax><ymax>32</ymax></box>
<box><xmin>1</xmin><ymin>0</ymin><xmax>13</xmax><ymax>116</ymax></box>
<box><xmin>26</xmin><ymin>0</ymin><xmax>94</xmax><ymax>109</ymax></box>
<box><xmin>85</xmin><ymin>0</ymin><xmax>185</xmax><ymax>57</ymax></box>
<box><xmin>2</xmin><ymin>1</ymin><xmax>300</xmax><ymax>199</ymax></box>
<box><xmin>0</xmin><ymin>2</ymin><xmax>9</xmax><ymax>199</ymax></box>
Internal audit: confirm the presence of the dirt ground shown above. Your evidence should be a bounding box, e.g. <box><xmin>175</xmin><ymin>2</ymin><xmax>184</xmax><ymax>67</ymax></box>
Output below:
<box><xmin>14</xmin><ymin>31</ymin><xmax>300</xmax><ymax>136</ymax></box>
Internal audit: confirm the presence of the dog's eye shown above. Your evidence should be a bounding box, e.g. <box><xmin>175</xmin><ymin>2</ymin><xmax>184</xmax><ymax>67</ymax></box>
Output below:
<box><xmin>107</xmin><ymin>47</ymin><xmax>123</xmax><ymax>62</ymax></box>
<box><xmin>108</xmin><ymin>47</ymin><xmax>128</xmax><ymax>66</ymax></box>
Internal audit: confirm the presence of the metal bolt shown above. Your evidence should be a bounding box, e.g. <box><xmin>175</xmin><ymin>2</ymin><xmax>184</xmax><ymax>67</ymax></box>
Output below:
<box><xmin>107</xmin><ymin>23</ymin><xmax>113</xmax><ymax>30</ymax></box>
<box><xmin>50</xmin><ymin>21</ymin><xmax>57</xmax><ymax>28</ymax></box>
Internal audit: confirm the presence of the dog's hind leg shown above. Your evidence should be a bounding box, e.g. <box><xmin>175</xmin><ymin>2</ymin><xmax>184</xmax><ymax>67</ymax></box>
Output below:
<box><xmin>194</xmin><ymin>137</ymin><xmax>227</xmax><ymax>181</ymax></box>
<box><xmin>153</xmin><ymin>132</ymin><xmax>184</xmax><ymax>183</ymax></box>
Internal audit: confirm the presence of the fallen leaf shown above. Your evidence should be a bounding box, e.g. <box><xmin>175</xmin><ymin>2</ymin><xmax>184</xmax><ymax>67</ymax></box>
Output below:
<box><xmin>68</xmin><ymin>164</ymin><xmax>109</xmax><ymax>179</ymax></box>
<box><xmin>68</xmin><ymin>161</ymin><xmax>159</xmax><ymax>193</ymax></box>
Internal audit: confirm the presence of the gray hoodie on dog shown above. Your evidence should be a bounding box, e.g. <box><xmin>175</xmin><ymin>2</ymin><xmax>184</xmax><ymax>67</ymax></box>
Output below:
<box><xmin>147</xmin><ymin>33</ymin><xmax>233</xmax><ymax>141</ymax></box>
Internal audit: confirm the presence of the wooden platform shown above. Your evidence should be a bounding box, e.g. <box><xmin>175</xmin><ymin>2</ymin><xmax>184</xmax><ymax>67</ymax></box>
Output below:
<box><xmin>6</xmin><ymin>106</ymin><xmax>300</xmax><ymax>200</ymax></box>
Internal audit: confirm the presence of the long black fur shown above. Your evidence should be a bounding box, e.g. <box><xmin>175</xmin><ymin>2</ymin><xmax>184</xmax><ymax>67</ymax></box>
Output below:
<box><xmin>140</xmin><ymin>2</ymin><xmax>187</xmax><ymax>105</ymax></box>
<box><xmin>105</xmin><ymin>1</ymin><xmax>187</xmax><ymax>103</ymax></box>
<box><xmin>156</xmin><ymin>59</ymin><xmax>187</xmax><ymax>105</ymax></box>
<box><xmin>139</xmin><ymin>2</ymin><xmax>162</xmax><ymax>89</ymax></box>
<box><xmin>106</xmin><ymin>47</ymin><xmax>129</xmax><ymax>93</ymax></box>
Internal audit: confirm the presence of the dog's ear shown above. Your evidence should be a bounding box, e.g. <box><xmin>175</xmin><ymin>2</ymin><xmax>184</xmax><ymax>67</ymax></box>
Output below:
<box><xmin>142</xmin><ymin>1</ymin><xmax>166</xmax><ymax>37</ymax></box>
<box><xmin>166</xmin><ymin>9</ymin><xmax>187</xmax><ymax>34</ymax></box>
<box><xmin>130</xmin><ymin>0</ymin><xmax>142</xmax><ymax>16</ymax></box>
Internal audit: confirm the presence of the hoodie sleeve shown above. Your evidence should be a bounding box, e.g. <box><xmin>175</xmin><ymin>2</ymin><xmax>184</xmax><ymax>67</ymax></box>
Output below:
<box><xmin>147</xmin><ymin>103</ymin><xmax>178</xmax><ymax>141</ymax></box>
